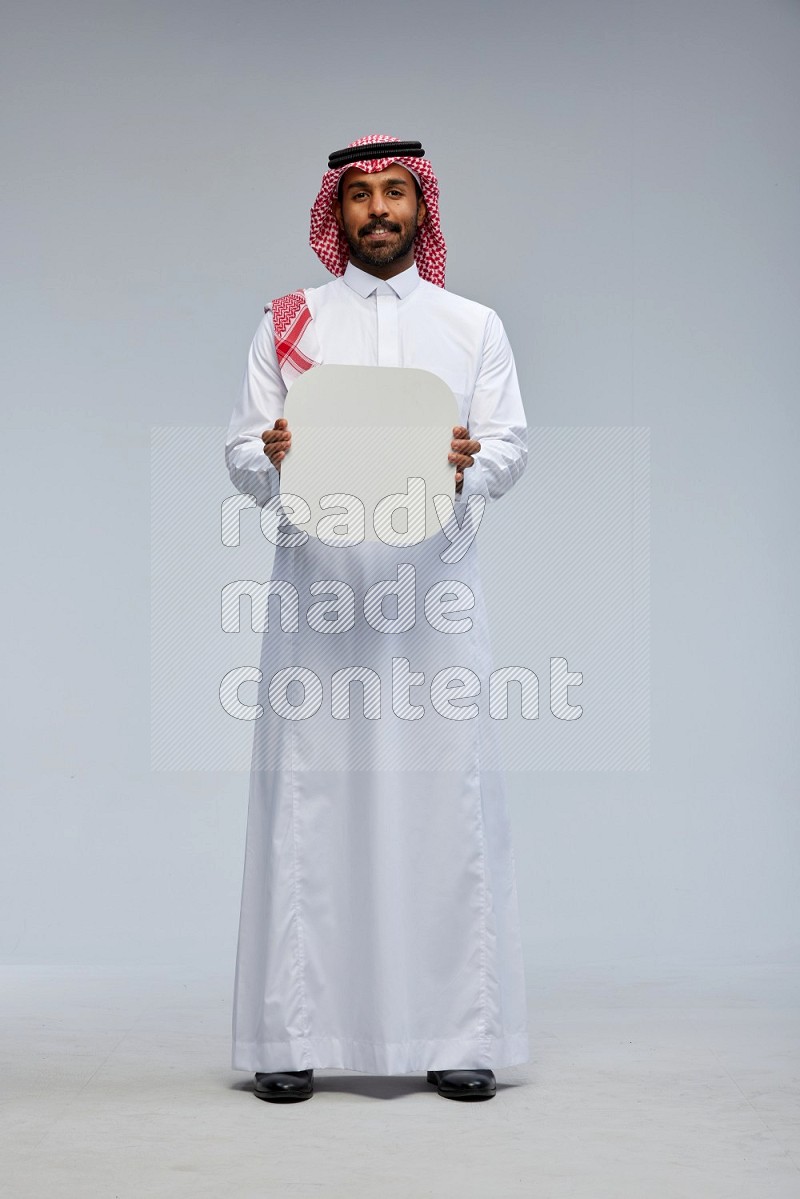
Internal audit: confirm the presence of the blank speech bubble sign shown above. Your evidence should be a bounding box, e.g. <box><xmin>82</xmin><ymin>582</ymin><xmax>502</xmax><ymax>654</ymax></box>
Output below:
<box><xmin>279</xmin><ymin>365</ymin><xmax>458</xmax><ymax>544</ymax></box>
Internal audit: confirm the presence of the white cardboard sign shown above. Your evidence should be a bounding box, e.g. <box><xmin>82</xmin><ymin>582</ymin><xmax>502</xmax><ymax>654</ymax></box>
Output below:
<box><xmin>279</xmin><ymin>365</ymin><xmax>459</xmax><ymax>544</ymax></box>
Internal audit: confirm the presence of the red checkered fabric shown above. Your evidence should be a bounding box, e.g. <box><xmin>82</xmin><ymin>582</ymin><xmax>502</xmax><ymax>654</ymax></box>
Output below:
<box><xmin>310</xmin><ymin>133</ymin><xmax>446</xmax><ymax>287</ymax></box>
<box><xmin>267</xmin><ymin>290</ymin><xmax>317</xmax><ymax>376</ymax></box>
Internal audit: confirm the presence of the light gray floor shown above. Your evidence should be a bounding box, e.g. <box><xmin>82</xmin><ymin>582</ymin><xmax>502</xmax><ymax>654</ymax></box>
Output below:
<box><xmin>3</xmin><ymin>961</ymin><xmax>798</xmax><ymax>1198</ymax></box>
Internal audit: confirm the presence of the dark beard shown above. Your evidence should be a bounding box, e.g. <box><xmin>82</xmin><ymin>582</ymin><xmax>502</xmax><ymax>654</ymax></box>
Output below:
<box><xmin>346</xmin><ymin>218</ymin><xmax>418</xmax><ymax>268</ymax></box>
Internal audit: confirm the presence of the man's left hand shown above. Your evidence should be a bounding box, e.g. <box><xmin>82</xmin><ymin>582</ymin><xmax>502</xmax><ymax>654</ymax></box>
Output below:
<box><xmin>449</xmin><ymin>425</ymin><xmax>481</xmax><ymax>494</ymax></box>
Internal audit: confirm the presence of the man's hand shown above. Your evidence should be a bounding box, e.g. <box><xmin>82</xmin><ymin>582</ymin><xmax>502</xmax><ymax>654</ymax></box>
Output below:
<box><xmin>449</xmin><ymin>425</ymin><xmax>481</xmax><ymax>494</ymax></box>
<box><xmin>262</xmin><ymin>418</ymin><xmax>291</xmax><ymax>472</ymax></box>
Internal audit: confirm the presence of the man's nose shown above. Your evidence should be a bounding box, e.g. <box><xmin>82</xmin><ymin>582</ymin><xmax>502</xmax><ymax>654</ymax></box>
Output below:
<box><xmin>368</xmin><ymin>193</ymin><xmax>389</xmax><ymax>218</ymax></box>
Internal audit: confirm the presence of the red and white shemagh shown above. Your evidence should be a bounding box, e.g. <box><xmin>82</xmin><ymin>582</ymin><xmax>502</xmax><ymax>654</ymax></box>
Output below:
<box><xmin>267</xmin><ymin>135</ymin><xmax>446</xmax><ymax>386</ymax></box>
<box><xmin>310</xmin><ymin>133</ymin><xmax>447</xmax><ymax>288</ymax></box>
<box><xmin>269</xmin><ymin>290</ymin><xmax>317</xmax><ymax>381</ymax></box>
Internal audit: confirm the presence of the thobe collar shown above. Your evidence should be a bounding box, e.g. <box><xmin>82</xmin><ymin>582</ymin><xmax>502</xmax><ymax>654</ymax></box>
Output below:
<box><xmin>342</xmin><ymin>259</ymin><xmax>421</xmax><ymax>299</ymax></box>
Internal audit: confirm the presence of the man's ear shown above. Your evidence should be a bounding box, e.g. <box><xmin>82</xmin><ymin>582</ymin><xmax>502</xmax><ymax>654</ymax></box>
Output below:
<box><xmin>417</xmin><ymin>197</ymin><xmax>428</xmax><ymax>225</ymax></box>
<box><xmin>333</xmin><ymin>197</ymin><xmax>344</xmax><ymax>232</ymax></box>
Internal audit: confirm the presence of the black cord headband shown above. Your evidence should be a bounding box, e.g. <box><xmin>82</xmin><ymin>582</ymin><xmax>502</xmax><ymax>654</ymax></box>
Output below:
<box><xmin>327</xmin><ymin>141</ymin><xmax>425</xmax><ymax>171</ymax></box>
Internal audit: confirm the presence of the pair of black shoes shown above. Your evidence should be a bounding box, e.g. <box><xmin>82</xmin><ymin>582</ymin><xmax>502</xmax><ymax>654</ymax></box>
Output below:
<box><xmin>253</xmin><ymin>1068</ymin><xmax>496</xmax><ymax>1102</ymax></box>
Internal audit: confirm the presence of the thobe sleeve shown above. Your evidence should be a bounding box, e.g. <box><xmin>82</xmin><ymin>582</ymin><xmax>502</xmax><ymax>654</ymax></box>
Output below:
<box><xmin>224</xmin><ymin>310</ymin><xmax>287</xmax><ymax>508</ymax></box>
<box><xmin>457</xmin><ymin>309</ymin><xmax>528</xmax><ymax>507</ymax></box>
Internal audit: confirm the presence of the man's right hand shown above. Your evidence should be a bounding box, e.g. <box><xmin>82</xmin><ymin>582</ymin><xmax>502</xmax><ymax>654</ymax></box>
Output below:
<box><xmin>262</xmin><ymin>418</ymin><xmax>291</xmax><ymax>472</ymax></box>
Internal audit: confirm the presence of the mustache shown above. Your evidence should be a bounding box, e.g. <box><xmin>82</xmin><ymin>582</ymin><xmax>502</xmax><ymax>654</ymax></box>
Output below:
<box><xmin>358</xmin><ymin>220</ymin><xmax>401</xmax><ymax>236</ymax></box>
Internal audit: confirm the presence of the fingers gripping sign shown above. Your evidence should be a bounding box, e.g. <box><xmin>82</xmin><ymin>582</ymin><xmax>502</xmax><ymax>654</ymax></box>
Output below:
<box><xmin>262</xmin><ymin>418</ymin><xmax>291</xmax><ymax>472</ymax></box>
<box><xmin>263</xmin><ymin>418</ymin><xmax>479</xmax><ymax>494</ymax></box>
<box><xmin>449</xmin><ymin>425</ymin><xmax>481</xmax><ymax>494</ymax></box>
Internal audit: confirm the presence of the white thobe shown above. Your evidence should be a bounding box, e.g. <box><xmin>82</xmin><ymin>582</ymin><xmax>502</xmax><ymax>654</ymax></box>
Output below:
<box><xmin>226</xmin><ymin>260</ymin><xmax>530</xmax><ymax>1074</ymax></box>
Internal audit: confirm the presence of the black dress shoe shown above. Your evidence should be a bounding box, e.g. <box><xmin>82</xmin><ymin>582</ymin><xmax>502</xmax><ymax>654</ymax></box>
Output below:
<box><xmin>253</xmin><ymin>1069</ymin><xmax>314</xmax><ymax>1102</ymax></box>
<box><xmin>426</xmin><ymin>1069</ymin><xmax>496</xmax><ymax>1100</ymax></box>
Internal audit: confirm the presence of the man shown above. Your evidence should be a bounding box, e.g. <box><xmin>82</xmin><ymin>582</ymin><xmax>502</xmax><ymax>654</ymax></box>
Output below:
<box><xmin>225</xmin><ymin>134</ymin><xmax>529</xmax><ymax>1103</ymax></box>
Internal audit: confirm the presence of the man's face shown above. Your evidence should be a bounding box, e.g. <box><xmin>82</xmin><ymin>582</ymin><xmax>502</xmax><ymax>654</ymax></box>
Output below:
<box><xmin>333</xmin><ymin>164</ymin><xmax>427</xmax><ymax>274</ymax></box>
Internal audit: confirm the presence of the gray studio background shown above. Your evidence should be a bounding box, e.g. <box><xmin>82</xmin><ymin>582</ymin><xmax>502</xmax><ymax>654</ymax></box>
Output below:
<box><xmin>2</xmin><ymin>0</ymin><xmax>798</xmax><ymax>981</ymax></box>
